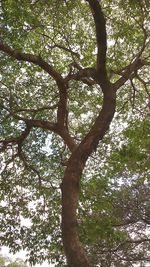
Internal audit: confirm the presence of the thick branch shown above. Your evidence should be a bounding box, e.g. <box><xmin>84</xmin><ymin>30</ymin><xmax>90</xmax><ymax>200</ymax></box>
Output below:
<box><xmin>57</xmin><ymin>84</ymin><xmax>68</xmax><ymax>128</ymax></box>
<box><xmin>0</xmin><ymin>41</ymin><xmax>63</xmax><ymax>84</ymax></box>
<box><xmin>59</xmin><ymin>128</ymin><xmax>78</xmax><ymax>153</ymax></box>
<box><xmin>77</xmin><ymin>85</ymin><xmax>116</xmax><ymax>164</ymax></box>
<box><xmin>65</xmin><ymin>65</ymin><xmax>96</xmax><ymax>86</ymax></box>
<box><xmin>26</xmin><ymin>118</ymin><xmax>77</xmax><ymax>153</ymax></box>
<box><xmin>26</xmin><ymin>119</ymin><xmax>58</xmax><ymax>132</ymax></box>
<box><xmin>0</xmin><ymin>43</ymin><xmax>74</xmax><ymax>151</ymax></box>
<box><xmin>86</xmin><ymin>0</ymin><xmax>107</xmax><ymax>74</ymax></box>
<box><xmin>1</xmin><ymin>109</ymin><xmax>77</xmax><ymax>153</ymax></box>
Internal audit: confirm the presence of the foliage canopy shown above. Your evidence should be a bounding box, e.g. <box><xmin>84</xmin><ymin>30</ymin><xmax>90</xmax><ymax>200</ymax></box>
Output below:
<box><xmin>0</xmin><ymin>0</ymin><xmax>150</xmax><ymax>267</ymax></box>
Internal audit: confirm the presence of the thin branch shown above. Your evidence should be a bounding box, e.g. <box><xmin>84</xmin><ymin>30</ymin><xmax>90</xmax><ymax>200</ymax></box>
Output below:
<box><xmin>136</xmin><ymin>73</ymin><xmax>150</xmax><ymax>97</ymax></box>
<box><xmin>37</xmin><ymin>28</ymin><xmax>79</xmax><ymax>59</ymax></box>
<box><xmin>13</xmin><ymin>103</ymin><xmax>58</xmax><ymax>113</ymax></box>
<box><xmin>113</xmin><ymin>29</ymin><xmax>149</xmax><ymax>91</ymax></box>
<box><xmin>113</xmin><ymin>58</ymin><xmax>146</xmax><ymax>91</ymax></box>
<box><xmin>0</xmin><ymin>123</ymin><xmax>32</xmax><ymax>152</ymax></box>
<box><xmin>20</xmin><ymin>151</ymin><xmax>42</xmax><ymax>189</ymax></box>
<box><xmin>1</xmin><ymin>152</ymin><xmax>18</xmax><ymax>174</ymax></box>
<box><xmin>36</xmin><ymin>29</ymin><xmax>79</xmax><ymax>57</ymax></box>
<box><xmin>48</xmin><ymin>43</ymin><xmax>79</xmax><ymax>57</ymax></box>
<box><xmin>99</xmin><ymin>238</ymin><xmax>150</xmax><ymax>254</ymax></box>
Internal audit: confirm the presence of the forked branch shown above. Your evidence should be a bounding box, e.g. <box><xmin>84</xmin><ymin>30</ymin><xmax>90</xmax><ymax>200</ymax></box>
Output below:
<box><xmin>113</xmin><ymin>58</ymin><xmax>147</xmax><ymax>91</ymax></box>
<box><xmin>0</xmin><ymin>41</ymin><xmax>76</xmax><ymax>152</ymax></box>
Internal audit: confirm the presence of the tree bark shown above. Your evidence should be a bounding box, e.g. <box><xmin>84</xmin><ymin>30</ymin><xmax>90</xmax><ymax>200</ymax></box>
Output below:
<box><xmin>61</xmin><ymin>86</ymin><xmax>116</xmax><ymax>267</ymax></box>
<box><xmin>61</xmin><ymin>161</ymin><xmax>92</xmax><ymax>267</ymax></box>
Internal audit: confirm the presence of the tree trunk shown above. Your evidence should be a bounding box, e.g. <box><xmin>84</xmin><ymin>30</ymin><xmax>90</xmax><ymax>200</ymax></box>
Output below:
<box><xmin>61</xmin><ymin>159</ymin><xmax>92</xmax><ymax>267</ymax></box>
<box><xmin>61</xmin><ymin>87</ymin><xmax>116</xmax><ymax>267</ymax></box>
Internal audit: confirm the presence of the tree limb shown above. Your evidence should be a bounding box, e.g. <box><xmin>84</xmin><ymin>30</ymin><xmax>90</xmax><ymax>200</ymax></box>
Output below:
<box><xmin>13</xmin><ymin>104</ymin><xmax>58</xmax><ymax>113</ymax></box>
<box><xmin>86</xmin><ymin>0</ymin><xmax>107</xmax><ymax>76</ymax></box>
<box><xmin>0</xmin><ymin>41</ymin><xmax>74</xmax><ymax>151</ymax></box>
<box><xmin>65</xmin><ymin>65</ymin><xmax>96</xmax><ymax>86</ymax></box>
<box><xmin>0</xmin><ymin>122</ymin><xmax>32</xmax><ymax>152</ymax></box>
<box><xmin>113</xmin><ymin>58</ymin><xmax>146</xmax><ymax>91</ymax></box>
<box><xmin>0</xmin><ymin>41</ymin><xmax>63</xmax><ymax>84</ymax></box>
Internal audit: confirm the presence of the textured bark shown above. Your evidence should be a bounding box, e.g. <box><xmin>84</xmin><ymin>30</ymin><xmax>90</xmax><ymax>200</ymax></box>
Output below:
<box><xmin>62</xmin><ymin>163</ymin><xmax>92</xmax><ymax>267</ymax></box>
<box><xmin>61</xmin><ymin>85</ymin><xmax>116</xmax><ymax>267</ymax></box>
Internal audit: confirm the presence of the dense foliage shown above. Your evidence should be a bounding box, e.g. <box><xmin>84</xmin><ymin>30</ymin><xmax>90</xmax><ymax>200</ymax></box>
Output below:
<box><xmin>0</xmin><ymin>0</ymin><xmax>150</xmax><ymax>267</ymax></box>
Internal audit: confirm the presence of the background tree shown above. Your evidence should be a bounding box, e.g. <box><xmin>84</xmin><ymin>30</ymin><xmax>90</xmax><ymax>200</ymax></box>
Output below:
<box><xmin>0</xmin><ymin>0</ymin><xmax>149</xmax><ymax>267</ymax></box>
<box><xmin>0</xmin><ymin>255</ymin><xmax>28</xmax><ymax>267</ymax></box>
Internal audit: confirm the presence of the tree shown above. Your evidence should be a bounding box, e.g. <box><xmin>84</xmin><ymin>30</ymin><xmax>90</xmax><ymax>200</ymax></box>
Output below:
<box><xmin>0</xmin><ymin>255</ymin><xmax>28</xmax><ymax>267</ymax></box>
<box><xmin>0</xmin><ymin>0</ymin><xmax>149</xmax><ymax>267</ymax></box>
